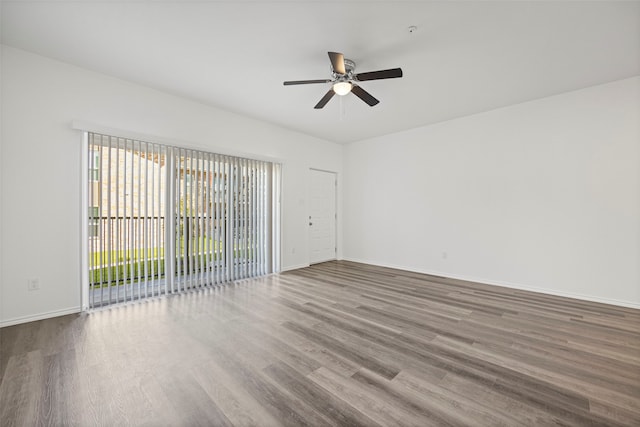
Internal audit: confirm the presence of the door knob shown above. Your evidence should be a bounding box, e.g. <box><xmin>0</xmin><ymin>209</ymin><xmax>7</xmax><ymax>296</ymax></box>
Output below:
<box><xmin>309</xmin><ymin>222</ymin><xmax>313</xmax><ymax>226</ymax></box>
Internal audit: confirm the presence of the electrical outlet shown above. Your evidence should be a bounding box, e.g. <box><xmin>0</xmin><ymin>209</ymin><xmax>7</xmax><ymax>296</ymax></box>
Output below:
<box><xmin>442</xmin><ymin>251</ymin><xmax>448</xmax><ymax>260</ymax></box>
<box><xmin>27</xmin><ymin>278</ymin><xmax>40</xmax><ymax>291</ymax></box>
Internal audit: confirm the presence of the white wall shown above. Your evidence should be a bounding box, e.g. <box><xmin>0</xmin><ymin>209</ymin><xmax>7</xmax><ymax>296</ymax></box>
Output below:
<box><xmin>344</xmin><ymin>77</ymin><xmax>640</xmax><ymax>308</ymax></box>
<box><xmin>2</xmin><ymin>45</ymin><xmax>637</xmax><ymax>327</ymax></box>
<box><xmin>0</xmin><ymin>46</ymin><xmax>343</xmax><ymax>325</ymax></box>
<box><xmin>0</xmin><ymin>42</ymin><xmax>4</xmax><ymax>323</ymax></box>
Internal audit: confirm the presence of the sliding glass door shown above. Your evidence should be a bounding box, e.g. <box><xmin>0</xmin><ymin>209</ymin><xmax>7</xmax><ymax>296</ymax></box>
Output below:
<box><xmin>85</xmin><ymin>132</ymin><xmax>280</xmax><ymax>309</ymax></box>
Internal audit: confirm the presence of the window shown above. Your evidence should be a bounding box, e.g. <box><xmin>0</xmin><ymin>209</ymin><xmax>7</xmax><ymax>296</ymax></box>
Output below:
<box><xmin>85</xmin><ymin>132</ymin><xmax>280</xmax><ymax>308</ymax></box>
<box><xmin>88</xmin><ymin>207</ymin><xmax>100</xmax><ymax>238</ymax></box>
<box><xmin>90</xmin><ymin>150</ymin><xmax>100</xmax><ymax>181</ymax></box>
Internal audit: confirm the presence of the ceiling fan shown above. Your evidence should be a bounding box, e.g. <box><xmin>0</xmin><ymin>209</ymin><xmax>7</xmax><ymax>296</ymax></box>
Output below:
<box><xmin>283</xmin><ymin>52</ymin><xmax>403</xmax><ymax>109</ymax></box>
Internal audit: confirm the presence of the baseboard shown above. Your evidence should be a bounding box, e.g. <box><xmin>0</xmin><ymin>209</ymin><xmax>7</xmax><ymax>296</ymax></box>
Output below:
<box><xmin>280</xmin><ymin>263</ymin><xmax>309</xmax><ymax>272</ymax></box>
<box><xmin>0</xmin><ymin>306</ymin><xmax>82</xmax><ymax>328</ymax></box>
<box><xmin>342</xmin><ymin>258</ymin><xmax>640</xmax><ymax>310</ymax></box>
<box><xmin>3</xmin><ymin>261</ymin><xmax>635</xmax><ymax>327</ymax></box>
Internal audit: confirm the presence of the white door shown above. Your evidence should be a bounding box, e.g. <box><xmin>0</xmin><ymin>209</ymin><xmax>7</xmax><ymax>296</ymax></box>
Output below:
<box><xmin>309</xmin><ymin>169</ymin><xmax>337</xmax><ymax>264</ymax></box>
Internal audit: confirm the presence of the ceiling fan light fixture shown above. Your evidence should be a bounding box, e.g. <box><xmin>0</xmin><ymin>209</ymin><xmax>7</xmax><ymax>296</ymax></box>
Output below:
<box><xmin>332</xmin><ymin>81</ymin><xmax>352</xmax><ymax>96</ymax></box>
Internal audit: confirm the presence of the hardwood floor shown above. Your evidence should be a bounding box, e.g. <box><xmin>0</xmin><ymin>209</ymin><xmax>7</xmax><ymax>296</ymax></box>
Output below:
<box><xmin>1</xmin><ymin>260</ymin><xmax>639</xmax><ymax>426</ymax></box>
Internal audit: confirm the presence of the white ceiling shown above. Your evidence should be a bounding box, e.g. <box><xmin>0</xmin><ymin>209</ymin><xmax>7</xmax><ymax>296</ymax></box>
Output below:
<box><xmin>2</xmin><ymin>1</ymin><xmax>639</xmax><ymax>143</ymax></box>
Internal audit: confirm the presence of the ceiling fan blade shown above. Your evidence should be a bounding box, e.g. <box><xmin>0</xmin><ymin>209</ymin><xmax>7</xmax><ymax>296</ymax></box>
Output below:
<box><xmin>283</xmin><ymin>79</ymin><xmax>332</xmax><ymax>86</ymax></box>
<box><xmin>328</xmin><ymin>52</ymin><xmax>346</xmax><ymax>75</ymax></box>
<box><xmin>314</xmin><ymin>90</ymin><xmax>335</xmax><ymax>109</ymax></box>
<box><xmin>351</xmin><ymin>85</ymin><xmax>379</xmax><ymax>107</ymax></box>
<box><xmin>355</xmin><ymin>68</ymin><xmax>403</xmax><ymax>81</ymax></box>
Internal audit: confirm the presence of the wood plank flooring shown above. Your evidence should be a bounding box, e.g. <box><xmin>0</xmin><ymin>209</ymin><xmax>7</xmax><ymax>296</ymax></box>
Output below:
<box><xmin>1</xmin><ymin>260</ymin><xmax>639</xmax><ymax>426</ymax></box>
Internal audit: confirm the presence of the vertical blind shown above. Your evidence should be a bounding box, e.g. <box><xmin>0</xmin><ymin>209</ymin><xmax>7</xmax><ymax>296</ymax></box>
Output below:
<box><xmin>87</xmin><ymin>132</ymin><xmax>278</xmax><ymax>308</ymax></box>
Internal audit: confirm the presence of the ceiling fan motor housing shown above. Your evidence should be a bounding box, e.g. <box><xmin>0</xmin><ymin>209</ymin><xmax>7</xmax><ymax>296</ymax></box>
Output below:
<box><xmin>335</xmin><ymin>58</ymin><xmax>356</xmax><ymax>78</ymax></box>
